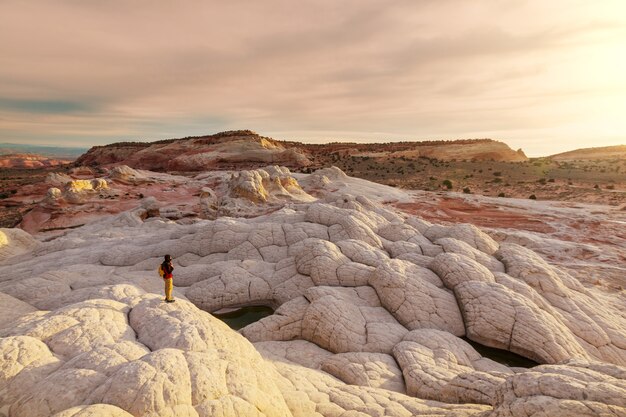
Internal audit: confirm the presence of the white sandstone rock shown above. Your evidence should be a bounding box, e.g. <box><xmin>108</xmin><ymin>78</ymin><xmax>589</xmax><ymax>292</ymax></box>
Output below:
<box><xmin>392</xmin><ymin>329</ymin><xmax>511</xmax><ymax>404</ymax></box>
<box><xmin>1</xmin><ymin>181</ymin><xmax>625</xmax><ymax>416</ymax></box>
<box><xmin>0</xmin><ymin>228</ymin><xmax>38</xmax><ymax>262</ymax></box>
<box><xmin>436</xmin><ymin>237</ymin><xmax>505</xmax><ymax>272</ymax></box>
<box><xmin>321</xmin><ymin>352</ymin><xmax>406</xmax><ymax>393</ymax></box>
<box><xmin>46</xmin><ymin>187</ymin><xmax>63</xmax><ymax>201</ymax></box>
<box><xmin>489</xmin><ymin>360</ymin><xmax>626</xmax><ymax>417</ymax></box>
<box><xmin>52</xmin><ymin>404</ymin><xmax>134</xmax><ymax>417</ymax></box>
<box><xmin>369</xmin><ymin>259</ymin><xmax>465</xmax><ymax>336</ymax></box>
<box><xmin>108</xmin><ymin>165</ymin><xmax>149</xmax><ymax>184</ymax></box>
<box><xmin>46</xmin><ymin>172</ymin><xmax>73</xmax><ymax>186</ymax></box>
<box><xmin>424</xmin><ymin>223</ymin><xmax>499</xmax><ymax>255</ymax></box>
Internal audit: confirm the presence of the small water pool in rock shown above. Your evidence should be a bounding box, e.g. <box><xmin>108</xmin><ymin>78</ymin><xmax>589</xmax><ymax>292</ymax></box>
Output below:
<box><xmin>213</xmin><ymin>306</ymin><xmax>274</xmax><ymax>330</ymax></box>
<box><xmin>463</xmin><ymin>338</ymin><xmax>539</xmax><ymax>368</ymax></box>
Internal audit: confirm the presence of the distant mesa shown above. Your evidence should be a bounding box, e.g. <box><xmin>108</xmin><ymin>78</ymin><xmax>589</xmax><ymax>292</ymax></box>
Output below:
<box><xmin>549</xmin><ymin>145</ymin><xmax>626</xmax><ymax>161</ymax></box>
<box><xmin>0</xmin><ymin>153</ymin><xmax>74</xmax><ymax>169</ymax></box>
<box><xmin>75</xmin><ymin>130</ymin><xmax>313</xmax><ymax>171</ymax></box>
<box><xmin>0</xmin><ymin>143</ymin><xmax>87</xmax><ymax>159</ymax></box>
<box><xmin>75</xmin><ymin>130</ymin><xmax>528</xmax><ymax>172</ymax></box>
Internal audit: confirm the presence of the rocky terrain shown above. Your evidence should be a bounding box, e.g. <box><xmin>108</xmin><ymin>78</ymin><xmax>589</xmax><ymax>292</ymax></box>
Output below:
<box><xmin>1</xmin><ymin>162</ymin><xmax>625</xmax><ymax>416</ymax></box>
<box><xmin>75</xmin><ymin>131</ymin><xmax>527</xmax><ymax>173</ymax></box>
<box><xmin>0</xmin><ymin>154</ymin><xmax>74</xmax><ymax>169</ymax></box>
<box><xmin>297</xmin><ymin>138</ymin><xmax>527</xmax><ymax>164</ymax></box>
<box><xmin>325</xmin><ymin>151</ymin><xmax>626</xmax><ymax>206</ymax></box>
<box><xmin>549</xmin><ymin>145</ymin><xmax>626</xmax><ymax>161</ymax></box>
<box><xmin>71</xmin><ymin>131</ymin><xmax>625</xmax><ymax>206</ymax></box>
<box><xmin>75</xmin><ymin>130</ymin><xmax>312</xmax><ymax>172</ymax></box>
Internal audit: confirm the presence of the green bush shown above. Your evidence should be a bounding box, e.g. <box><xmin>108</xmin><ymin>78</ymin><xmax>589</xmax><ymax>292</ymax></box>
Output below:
<box><xmin>442</xmin><ymin>179</ymin><xmax>453</xmax><ymax>189</ymax></box>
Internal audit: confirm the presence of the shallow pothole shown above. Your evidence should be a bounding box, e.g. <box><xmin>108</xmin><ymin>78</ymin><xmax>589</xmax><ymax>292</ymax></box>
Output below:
<box><xmin>213</xmin><ymin>306</ymin><xmax>274</xmax><ymax>330</ymax></box>
<box><xmin>463</xmin><ymin>338</ymin><xmax>539</xmax><ymax>368</ymax></box>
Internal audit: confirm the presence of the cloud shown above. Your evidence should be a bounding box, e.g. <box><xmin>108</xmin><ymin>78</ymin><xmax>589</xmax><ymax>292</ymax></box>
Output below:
<box><xmin>0</xmin><ymin>98</ymin><xmax>96</xmax><ymax>114</ymax></box>
<box><xmin>0</xmin><ymin>0</ymin><xmax>625</xmax><ymax>155</ymax></box>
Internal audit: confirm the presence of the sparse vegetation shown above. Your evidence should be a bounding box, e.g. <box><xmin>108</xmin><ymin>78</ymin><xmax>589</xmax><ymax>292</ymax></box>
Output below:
<box><xmin>529</xmin><ymin>194</ymin><xmax>537</xmax><ymax>200</ymax></box>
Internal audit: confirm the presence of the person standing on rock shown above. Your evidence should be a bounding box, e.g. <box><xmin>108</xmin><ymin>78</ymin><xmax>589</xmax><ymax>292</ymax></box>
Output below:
<box><xmin>159</xmin><ymin>254</ymin><xmax>175</xmax><ymax>303</ymax></box>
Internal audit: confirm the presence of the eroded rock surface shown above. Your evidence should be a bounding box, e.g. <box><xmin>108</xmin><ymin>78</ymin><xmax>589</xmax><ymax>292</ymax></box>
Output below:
<box><xmin>1</xmin><ymin>176</ymin><xmax>624</xmax><ymax>416</ymax></box>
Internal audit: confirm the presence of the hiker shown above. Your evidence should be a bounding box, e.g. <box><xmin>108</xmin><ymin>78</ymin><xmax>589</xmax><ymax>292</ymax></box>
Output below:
<box><xmin>159</xmin><ymin>254</ymin><xmax>175</xmax><ymax>303</ymax></box>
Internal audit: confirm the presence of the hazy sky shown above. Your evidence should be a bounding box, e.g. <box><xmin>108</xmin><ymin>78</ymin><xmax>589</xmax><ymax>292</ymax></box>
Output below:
<box><xmin>1</xmin><ymin>1</ymin><xmax>625</xmax><ymax>156</ymax></box>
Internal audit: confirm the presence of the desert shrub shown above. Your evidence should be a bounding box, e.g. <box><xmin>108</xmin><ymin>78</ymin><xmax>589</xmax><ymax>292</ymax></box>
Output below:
<box><xmin>548</xmin><ymin>178</ymin><xmax>555</xmax><ymax>183</ymax></box>
<box><xmin>10</xmin><ymin>189</ymin><xmax>17</xmax><ymax>194</ymax></box>
<box><xmin>429</xmin><ymin>176</ymin><xmax>437</xmax><ymax>181</ymax></box>
<box><xmin>529</xmin><ymin>194</ymin><xmax>537</xmax><ymax>200</ymax></box>
<box><xmin>498</xmin><ymin>192</ymin><xmax>505</xmax><ymax>197</ymax></box>
<box><xmin>463</xmin><ymin>187</ymin><xmax>471</xmax><ymax>194</ymax></box>
<box><xmin>492</xmin><ymin>178</ymin><xmax>503</xmax><ymax>183</ymax></box>
<box><xmin>442</xmin><ymin>179</ymin><xmax>453</xmax><ymax>189</ymax></box>
<box><xmin>493</xmin><ymin>171</ymin><xmax>502</xmax><ymax>176</ymax></box>
<box><xmin>594</xmin><ymin>184</ymin><xmax>600</xmax><ymax>189</ymax></box>
<box><xmin>606</xmin><ymin>185</ymin><xmax>615</xmax><ymax>190</ymax></box>
<box><xmin>0</xmin><ymin>193</ymin><xmax>8</xmax><ymax>199</ymax></box>
<box><xmin>537</xmin><ymin>178</ymin><xmax>547</xmax><ymax>185</ymax></box>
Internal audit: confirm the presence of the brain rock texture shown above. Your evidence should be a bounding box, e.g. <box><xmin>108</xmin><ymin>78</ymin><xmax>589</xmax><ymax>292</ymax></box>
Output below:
<box><xmin>1</xmin><ymin>191</ymin><xmax>625</xmax><ymax>417</ymax></box>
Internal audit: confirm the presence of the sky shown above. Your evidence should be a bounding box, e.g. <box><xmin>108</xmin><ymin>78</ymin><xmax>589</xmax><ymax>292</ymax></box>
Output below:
<box><xmin>1</xmin><ymin>1</ymin><xmax>625</xmax><ymax>156</ymax></box>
